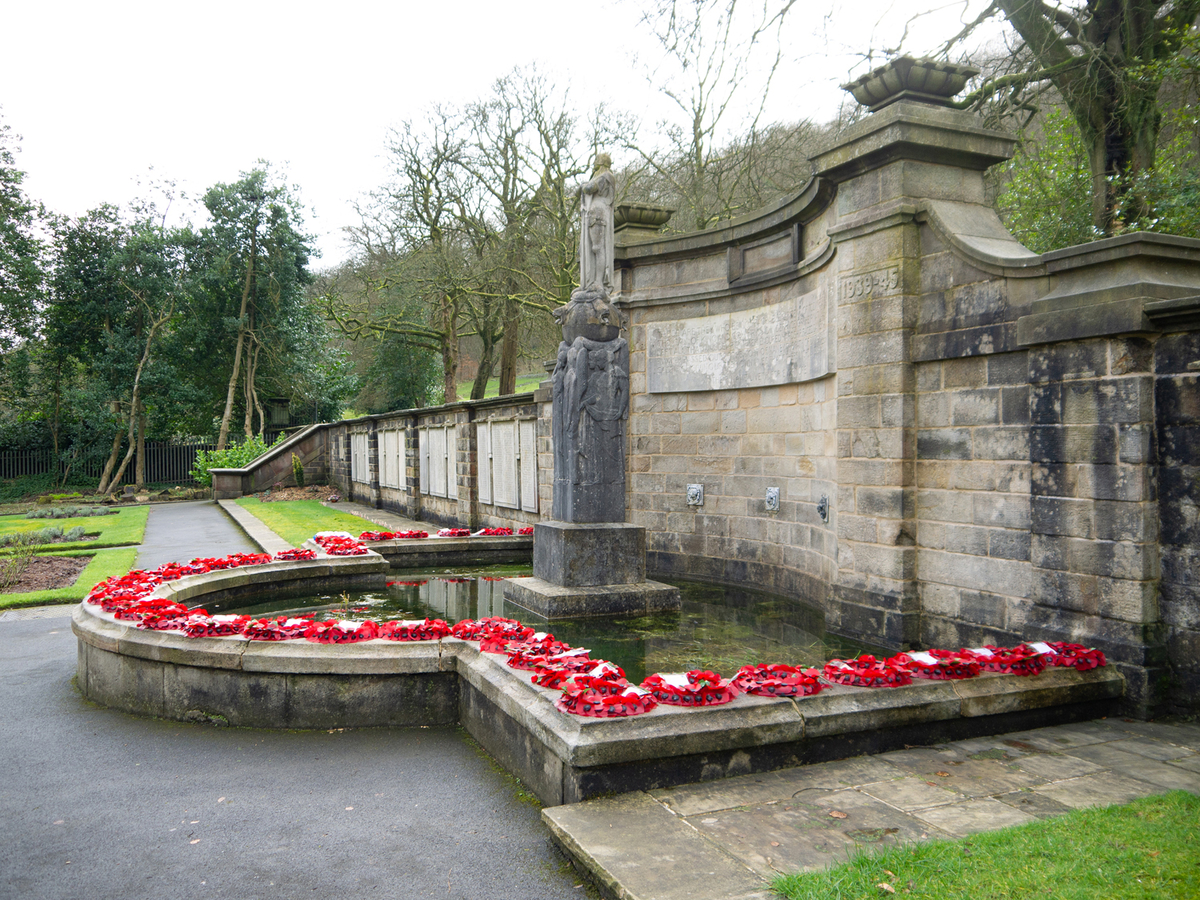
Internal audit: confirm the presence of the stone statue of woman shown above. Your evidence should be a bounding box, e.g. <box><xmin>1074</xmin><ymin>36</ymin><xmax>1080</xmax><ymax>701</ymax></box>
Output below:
<box><xmin>579</xmin><ymin>153</ymin><xmax>616</xmax><ymax>295</ymax></box>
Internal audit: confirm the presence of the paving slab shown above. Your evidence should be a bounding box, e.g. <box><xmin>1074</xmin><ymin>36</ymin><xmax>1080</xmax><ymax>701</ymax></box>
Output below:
<box><xmin>1101</xmin><ymin>736</ymin><xmax>1197</xmax><ymax>762</ymax></box>
<box><xmin>912</xmin><ymin>796</ymin><xmax>1039</xmax><ymax>837</ymax></box>
<box><xmin>543</xmin><ymin>793</ymin><xmax>772</xmax><ymax>900</ymax></box>
<box><xmin>1061</xmin><ymin>742</ymin><xmax>1200</xmax><ymax>792</ymax></box>
<box><xmin>874</xmin><ymin>744</ymin><xmax>971</xmax><ymax>774</ymax></box>
<box><xmin>1167</xmin><ymin>755</ymin><xmax>1200</xmax><ymax>774</ymax></box>
<box><xmin>648</xmin><ymin>756</ymin><xmax>902</xmax><ymax>818</ymax></box>
<box><xmin>1008</xmin><ymin>752</ymin><xmax>1106</xmax><ymax>782</ymax></box>
<box><xmin>858</xmin><ymin>775</ymin><xmax>963</xmax><ymax>811</ymax></box>
<box><xmin>996</xmin><ymin>720</ymin><xmax>1122</xmax><ymax>751</ymax></box>
<box><xmin>1104</xmin><ymin>719</ymin><xmax>1200</xmax><ymax>750</ymax></box>
<box><xmin>1033</xmin><ymin>771</ymin><xmax>1160</xmax><ymax>808</ymax></box>
<box><xmin>912</xmin><ymin>757</ymin><xmax>1045</xmax><ymax>798</ymax></box>
<box><xmin>992</xmin><ymin>789</ymin><xmax>1076</xmax><ymax>819</ymax></box>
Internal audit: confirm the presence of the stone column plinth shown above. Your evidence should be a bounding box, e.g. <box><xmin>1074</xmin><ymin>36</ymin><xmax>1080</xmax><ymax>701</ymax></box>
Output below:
<box><xmin>505</xmin><ymin>522</ymin><xmax>680</xmax><ymax>618</ymax></box>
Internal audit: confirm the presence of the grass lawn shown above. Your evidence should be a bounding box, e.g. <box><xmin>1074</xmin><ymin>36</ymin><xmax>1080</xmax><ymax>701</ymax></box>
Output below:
<box><xmin>0</xmin><ymin>506</ymin><xmax>149</xmax><ymax>551</ymax></box>
<box><xmin>234</xmin><ymin>498</ymin><xmax>382</xmax><ymax>547</ymax></box>
<box><xmin>0</xmin><ymin>547</ymin><xmax>139</xmax><ymax>609</ymax></box>
<box><xmin>454</xmin><ymin>372</ymin><xmax>544</xmax><ymax>401</ymax></box>
<box><xmin>773</xmin><ymin>790</ymin><xmax>1200</xmax><ymax>900</ymax></box>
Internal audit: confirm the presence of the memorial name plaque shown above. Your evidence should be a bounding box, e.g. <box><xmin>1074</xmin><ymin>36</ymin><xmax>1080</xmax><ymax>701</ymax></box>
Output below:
<box><xmin>647</xmin><ymin>285</ymin><xmax>833</xmax><ymax>393</ymax></box>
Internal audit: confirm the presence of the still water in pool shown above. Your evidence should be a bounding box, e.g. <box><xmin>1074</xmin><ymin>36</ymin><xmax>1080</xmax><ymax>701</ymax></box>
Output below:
<box><xmin>229</xmin><ymin>567</ymin><xmax>882</xmax><ymax>683</ymax></box>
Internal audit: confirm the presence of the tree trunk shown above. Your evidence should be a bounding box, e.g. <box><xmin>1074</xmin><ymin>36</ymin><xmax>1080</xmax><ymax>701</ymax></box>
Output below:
<box><xmin>249</xmin><ymin>343</ymin><xmax>266</xmax><ymax>437</ymax></box>
<box><xmin>96</xmin><ymin>400</ymin><xmax>124</xmax><ymax>494</ymax></box>
<box><xmin>440</xmin><ymin>295</ymin><xmax>460</xmax><ymax>403</ymax></box>
<box><xmin>471</xmin><ymin>339</ymin><xmax>497</xmax><ymax>400</ymax></box>
<box><xmin>135</xmin><ymin>404</ymin><xmax>146</xmax><ymax>489</ymax></box>
<box><xmin>108</xmin><ymin>304</ymin><xmax>171</xmax><ymax>492</ymax></box>
<box><xmin>216</xmin><ymin>232</ymin><xmax>258</xmax><ymax>451</ymax></box>
<box><xmin>1090</xmin><ymin>93</ymin><xmax>1160</xmax><ymax>232</ymax></box>
<box><xmin>497</xmin><ymin>297</ymin><xmax>520</xmax><ymax>396</ymax></box>
<box><xmin>242</xmin><ymin>337</ymin><xmax>256</xmax><ymax>438</ymax></box>
<box><xmin>106</xmin><ymin>443</ymin><xmax>136</xmax><ymax>495</ymax></box>
<box><xmin>96</xmin><ymin>417</ymin><xmax>123</xmax><ymax>495</ymax></box>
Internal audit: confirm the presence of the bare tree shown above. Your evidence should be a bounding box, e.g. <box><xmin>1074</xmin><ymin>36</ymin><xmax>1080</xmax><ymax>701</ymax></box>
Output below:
<box><xmin>624</xmin><ymin>0</ymin><xmax>811</xmax><ymax>230</ymax></box>
<box><xmin>329</xmin><ymin>71</ymin><xmax>595</xmax><ymax>402</ymax></box>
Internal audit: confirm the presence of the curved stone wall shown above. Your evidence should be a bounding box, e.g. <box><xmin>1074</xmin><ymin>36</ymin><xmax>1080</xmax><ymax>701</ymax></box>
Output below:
<box><xmin>73</xmin><ymin>554</ymin><xmax>1123</xmax><ymax>806</ymax></box>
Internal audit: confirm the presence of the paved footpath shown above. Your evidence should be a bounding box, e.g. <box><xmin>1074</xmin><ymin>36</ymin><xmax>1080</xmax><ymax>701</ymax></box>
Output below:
<box><xmin>137</xmin><ymin>500</ymin><xmax>262</xmax><ymax>570</ymax></box>
<box><xmin>545</xmin><ymin>716</ymin><xmax>1200</xmax><ymax>900</ymax></box>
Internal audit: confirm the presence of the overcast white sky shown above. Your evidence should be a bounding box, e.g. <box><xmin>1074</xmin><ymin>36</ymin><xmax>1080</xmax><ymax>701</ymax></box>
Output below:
<box><xmin>2</xmin><ymin>0</ymin><xmax>995</xmax><ymax>265</ymax></box>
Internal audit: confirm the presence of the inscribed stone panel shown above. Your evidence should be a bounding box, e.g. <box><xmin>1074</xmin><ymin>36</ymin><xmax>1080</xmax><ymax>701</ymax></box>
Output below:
<box><xmin>397</xmin><ymin>430</ymin><xmax>408</xmax><ymax>489</ymax></box>
<box><xmin>380</xmin><ymin>430</ymin><xmax>393</xmax><ymax>487</ymax></box>
<box><xmin>446</xmin><ymin>426</ymin><xmax>457</xmax><ymax>500</ymax></box>
<box><xmin>647</xmin><ymin>285</ymin><xmax>832</xmax><ymax>392</ymax></box>
<box><xmin>478</xmin><ymin>422</ymin><xmax>492</xmax><ymax>505</ymax></box>
<box><xmin>429</xmin><ymin>427</ymin><xmax>446</xmax><ymax>498</ymax></box>
<box><xmin>492</xmin><ymin>420</ymin><xmax>518</xmax><ymax>509</ymax></box>
<box><xmin>350</xmin><ymin>432</ymin><xmax>368</xmax><ymax>483</ymax></box>
<box><xmin>519</xmin><ymin>419</ymin><xmax>538</xmax><ymax>513</ymax></box>
<box><xmin>419</xmin><ymin>428</ymin><xmax>429</xmax><ymax>494</ymax></box>
<box><xmin>380</xmin><ymin>430</ymin><xmax>400</xmax><ymax>488</ymax></box>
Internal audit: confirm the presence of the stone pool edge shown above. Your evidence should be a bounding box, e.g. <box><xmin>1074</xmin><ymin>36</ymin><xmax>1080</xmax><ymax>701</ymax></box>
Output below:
<box><xmin>72</xmin><ymin>556</ymin><xmax>1124</xmax><ymax>806</ymax></box>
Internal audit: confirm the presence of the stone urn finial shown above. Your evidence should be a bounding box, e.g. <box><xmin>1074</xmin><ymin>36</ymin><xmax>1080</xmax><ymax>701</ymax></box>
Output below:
<box><xmin>842</xmin><ymin>56</ymin><xmax>980</xmax><ymax>112</ymax></box>
<box><xmin>614</xmin><ymin>202</ymin><xmax>675</xmax><ymax>239</ymax></box>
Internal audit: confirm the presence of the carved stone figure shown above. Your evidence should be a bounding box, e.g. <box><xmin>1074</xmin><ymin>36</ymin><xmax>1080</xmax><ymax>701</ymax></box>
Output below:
<box><xmin>552</xmin><ymin>333</ymin><xmax>629</xmax><ymax>522</ymax></box>
<box><xmin>579</xmin><ymin>153</ymin><xmax>616</xmax><ymax>295</ymax></box>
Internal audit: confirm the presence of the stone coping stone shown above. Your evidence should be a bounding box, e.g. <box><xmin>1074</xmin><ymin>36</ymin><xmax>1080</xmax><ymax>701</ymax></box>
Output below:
<box><xmin>372</xmin><ymin>535</ymin><xmax>532</xmax><ymax>568</ymax></box>
<box><xmin>504</xmin><ymin>576</ymin><xmax>681</xmax><ymax>618</ymax></box>
<box><xmin>73</xmin><ymin>559</ymin><xmax>1125</xmax><ymax>804</ymax></box>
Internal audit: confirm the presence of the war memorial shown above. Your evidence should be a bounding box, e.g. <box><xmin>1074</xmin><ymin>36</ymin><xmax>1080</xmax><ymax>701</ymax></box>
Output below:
<box><xmin>74</xmin><ymin>56</ymin><xmax>1198</xmax><ymax>807</ymax></box>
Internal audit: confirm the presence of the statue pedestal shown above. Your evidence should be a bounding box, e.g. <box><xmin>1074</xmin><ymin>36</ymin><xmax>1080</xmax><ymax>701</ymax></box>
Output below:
<box><xmin>503</xmin><ymin>522</ymin><xmax>681</xmax><ymax>618</ymax></box>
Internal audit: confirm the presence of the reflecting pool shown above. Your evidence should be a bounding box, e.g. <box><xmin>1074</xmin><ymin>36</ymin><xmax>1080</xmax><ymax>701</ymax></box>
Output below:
<box><xmin>227</xmin><ymin>566</ymin><xmax>881</xmax><ymax>683</ymax></box>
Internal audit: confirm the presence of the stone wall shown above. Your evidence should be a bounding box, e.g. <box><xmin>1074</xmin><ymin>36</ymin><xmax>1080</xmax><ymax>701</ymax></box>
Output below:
<box><xmin>322</xmin><ymin>393</ymin><xmax>548</xmax><ymax>531</ymax></box>
<box><xmin>612</xmin><ymin>99</ymin><xmax>1200</xmax><ymax>716</ymax></box>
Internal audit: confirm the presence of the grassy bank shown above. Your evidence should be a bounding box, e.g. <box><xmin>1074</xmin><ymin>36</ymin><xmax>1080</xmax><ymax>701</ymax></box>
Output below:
<box><xmin>454</xmin><ymin>373</ymin><xmax>543</xmax><ymax>401</ymax></box>
<box><xmin>233</xmin><ymin>498</ymin><xmax>381</xmax><ymax>546</ymax></box>
<box><xmin>773</xmin><ymin>790</ymin><xmax>1200</xmax><ymax>900</ymax></box>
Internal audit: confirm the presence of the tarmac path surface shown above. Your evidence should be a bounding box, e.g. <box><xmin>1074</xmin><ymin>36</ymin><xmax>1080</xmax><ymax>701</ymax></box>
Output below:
<box><xmin>137</xmin><ymin>500</ymin><xmax>261</xmax><ymax>571</ymax></box>
<box><xmin>0</xmin><ymin>613</ymin><xmax>594</xmax><ymax>900</ymax></box>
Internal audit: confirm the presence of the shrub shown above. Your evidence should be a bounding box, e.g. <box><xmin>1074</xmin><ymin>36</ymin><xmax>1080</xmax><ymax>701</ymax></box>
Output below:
<box><xmin>0</xmin><ymin>526</ymin><xmax>62</xmax><ymax>548</ymax></box>
<box><xmin>0</xmin><ymin>533</ymin><xmax>39</xmax><ymax>589</ymax></box>
<box><xmin>191</xmin><ymin>434</ymin><xmax>288</xmax><ymax>488</ymax></box>
<box><xmin>24</xmin><ymin>506</ymin><xmax>115</xmax><ymax>519</ymax></box>
<box><xmin>291</xmin><ymin>453</ymin><xmax>305</xmax><ymax>488</ymax></box>
<box><xmin>0</xmin><ymin>474</ymin><xmax>55</xmax><ymax>503</ymax></box>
